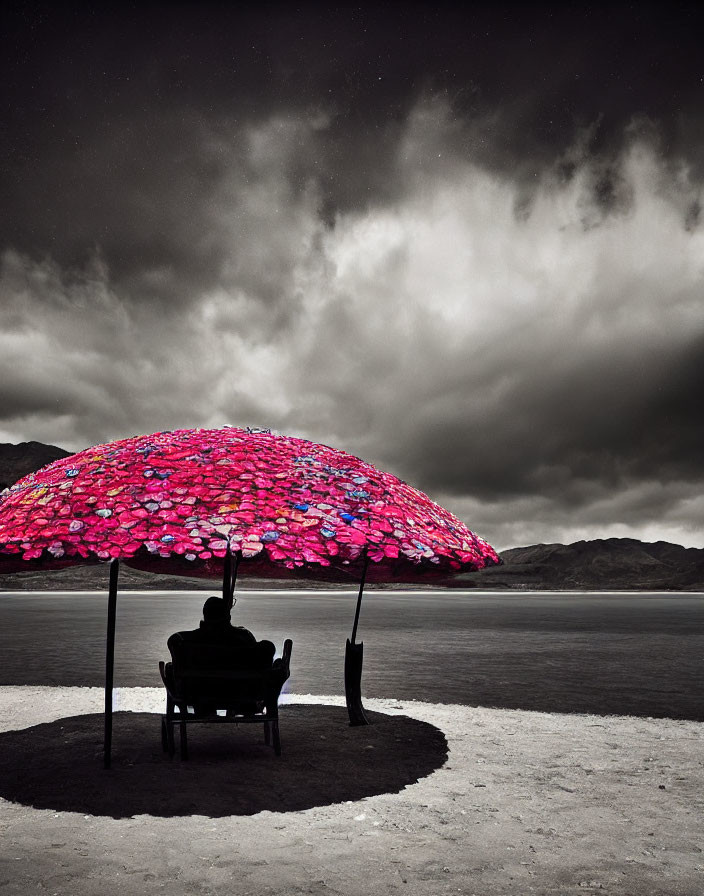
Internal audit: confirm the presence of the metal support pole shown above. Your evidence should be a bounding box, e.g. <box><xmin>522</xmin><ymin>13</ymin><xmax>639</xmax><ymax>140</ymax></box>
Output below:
<box><xmin>104</xmin><ymin>558</ymin><xmax>119</xmax><ymax>769</ymax></box>
<box><xmin>222</xmin><ymin>550</ymin><xmax>231</xmax><ymax>602</ymax></box>
<box><xmin>223</xmin><ymin>549</ymin><xmax>240</xmax><ymax>608</ymax></box>
<box><xmin>345</xmin><ymin>553</ymin><xmax>370</xmax><ymax>726</ymax></box>
<box><xmin>350</xmin><ymin>552</ymin><xmax>369</xmax><ymax>646</ymax></box>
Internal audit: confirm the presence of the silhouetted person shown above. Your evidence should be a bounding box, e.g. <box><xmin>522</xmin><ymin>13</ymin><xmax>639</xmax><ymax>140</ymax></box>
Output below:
<box><xmin>166</xmin><ymin>596</ymin><xmax>273</xmax><ymax>716</ymax></box>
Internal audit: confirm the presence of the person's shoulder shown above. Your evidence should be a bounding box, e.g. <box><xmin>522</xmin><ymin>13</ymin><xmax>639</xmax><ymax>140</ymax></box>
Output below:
<box><xmin>168</xmin><ymin>629</ymin><xmax>201</xmax><ymax>645</ymax></box>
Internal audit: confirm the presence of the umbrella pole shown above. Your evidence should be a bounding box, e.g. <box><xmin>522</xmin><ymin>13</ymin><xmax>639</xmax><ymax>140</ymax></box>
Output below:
<box><xmin>222</xmin><ymin>550</ymin><xmax>231</xmax><ymax>602</ymax></box>
<box><xmin>345</xmin><ymin>553</ymin><xmax>370</xmax><ymax>726</ymax></box>
<box><xmin>104</xmin><ymin>558</ymin><xmax>120</xmax><ymax>769</ymax></box>
<box><xmin>222</xmin><ymin>549</ymin><xmax>240</xmax><ymax>608</ymax></box>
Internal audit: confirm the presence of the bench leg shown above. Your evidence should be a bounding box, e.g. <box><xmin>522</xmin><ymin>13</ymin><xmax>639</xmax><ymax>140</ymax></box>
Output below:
<box><xmin>272</xmin><ymin>719</ymin><xmax>281</xmax><ymax>756</ymax></box>
<box><xmin>164</xmin><ymin>717</ymin><xmax>176</xmax><ymax>759</ymax></box>
<box><xmin>179</xmin><ymin>720</ymin><xmax>189</xmax><ymax>760</ymax></box>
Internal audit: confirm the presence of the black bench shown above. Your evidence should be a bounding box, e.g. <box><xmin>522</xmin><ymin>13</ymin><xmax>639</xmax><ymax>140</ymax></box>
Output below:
<box><xmin>159</xmin><ymin>637</ymin><xmax>292</xmax><ymax>758</ymax></box>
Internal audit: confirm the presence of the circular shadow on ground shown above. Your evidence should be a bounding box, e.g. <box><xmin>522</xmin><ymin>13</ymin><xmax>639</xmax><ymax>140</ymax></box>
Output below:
<box><xmin>0</xmin><ymin>706</ymin><xmax>447</xmax><ymax>819</ymax></box>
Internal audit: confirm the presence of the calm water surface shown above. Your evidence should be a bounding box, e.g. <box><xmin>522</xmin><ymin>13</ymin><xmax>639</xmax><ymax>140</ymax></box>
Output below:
<box><xmin>0</xmin><ymin>590</ymin><xmax>702</xmax><ymax>720</ymax></box>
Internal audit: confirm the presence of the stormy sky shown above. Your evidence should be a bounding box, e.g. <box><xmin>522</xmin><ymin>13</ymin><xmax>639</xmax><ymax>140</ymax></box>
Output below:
<box><xmin>1</xmin><ymin>2</ymin><xmax>703</xmax><ymax>550</ymax></box>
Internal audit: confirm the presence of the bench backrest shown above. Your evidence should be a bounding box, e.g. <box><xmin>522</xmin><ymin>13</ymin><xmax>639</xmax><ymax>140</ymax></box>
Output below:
<box><xmin>166</xmin><ymin>637</ymin><xmax>284</xmax><ymax>710</ymax></box>
<box><xmin>168</xmin><ymin>638</ymin><xmax>275</xmax><ymax>674</ymax></box>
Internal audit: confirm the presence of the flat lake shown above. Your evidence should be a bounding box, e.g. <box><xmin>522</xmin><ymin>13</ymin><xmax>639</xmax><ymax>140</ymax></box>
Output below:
<box><xmin>1</xmin><ymin>591</ymin><xmax>702</xmax><ymax>720</ymax></box>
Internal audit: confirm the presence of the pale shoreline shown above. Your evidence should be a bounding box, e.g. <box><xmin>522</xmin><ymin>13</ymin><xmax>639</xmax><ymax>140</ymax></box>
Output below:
<box><xmin>0</xmin><ymin>686</ymin><xmax>702</xmax><ymax>895</ymax></box>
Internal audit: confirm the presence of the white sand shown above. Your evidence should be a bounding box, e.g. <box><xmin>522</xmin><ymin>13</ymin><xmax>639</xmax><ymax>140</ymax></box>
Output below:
<box><xmin>0</xmin><ymin>687</ymin><xmax>702</xmax><ymax>895</ymax></box>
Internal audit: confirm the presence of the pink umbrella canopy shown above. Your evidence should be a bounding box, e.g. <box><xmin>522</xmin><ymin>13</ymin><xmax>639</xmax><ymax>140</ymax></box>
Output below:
<box><xmin>0</xmin><ymin>426</ymin><xmax>499</xmax><ymax>582</ymax></box>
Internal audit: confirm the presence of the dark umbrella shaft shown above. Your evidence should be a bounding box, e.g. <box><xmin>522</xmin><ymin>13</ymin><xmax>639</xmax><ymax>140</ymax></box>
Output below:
<box><xmin>222</xmin><ymin>549</ymin><xmax>241</xmax><ymax>608</ymax></box>
<box><xmin>345</xmin><ymin>555</ymin><xmax>370</xmax><ymax>726</ymax></box>
<box><xmin>104</xmin><ymin>558</ymin><xmax>119</xmax><ymax>769</ymax></box>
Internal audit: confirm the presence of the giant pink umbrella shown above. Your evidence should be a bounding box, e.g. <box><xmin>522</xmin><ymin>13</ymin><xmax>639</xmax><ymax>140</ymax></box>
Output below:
<box><xmin>0</xmin><ymin>426</ymin><xmax>500</xmax><ymax>765</ymax></box>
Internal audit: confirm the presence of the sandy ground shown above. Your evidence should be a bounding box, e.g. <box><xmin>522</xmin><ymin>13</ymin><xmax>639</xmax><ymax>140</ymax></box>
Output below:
<box><xmin>0</xmin><ymin>688</ymin><xmax>702</xmax><ymax>896</ymax></box>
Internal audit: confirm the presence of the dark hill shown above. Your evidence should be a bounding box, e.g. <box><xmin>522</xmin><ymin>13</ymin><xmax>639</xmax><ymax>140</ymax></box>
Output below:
<box><xmin>0</xmin><ymin>441</ymin><xmax>72</xmax><ymax>490</ymax></box>
<box><xmin>457</xmin><ymin>538</ymin><xmax>704</xmax><ymax>591</ymax></box>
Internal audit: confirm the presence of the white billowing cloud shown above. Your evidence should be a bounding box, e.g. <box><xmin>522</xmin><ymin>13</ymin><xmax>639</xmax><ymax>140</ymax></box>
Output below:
<box><xmin>442</xmin><ymin>482</ymin><xmax>704</xmax><ymax>552</ymax></box>
<box><xmin>288</xmin><ymin>121</ymin><xmax>704</xmax><ymax>475</ymax></box>
<box><xmin>1</xmin><ymin>99</ymin><xmax>703</xmax><ymax>548</ymax></box>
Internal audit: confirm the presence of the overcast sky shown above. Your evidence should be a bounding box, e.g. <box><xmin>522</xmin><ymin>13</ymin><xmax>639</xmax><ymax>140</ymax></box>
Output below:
<box><xmin>1</xmin><ymin>2</ymin><xmax>703</xmax><ymax>550</ymax></box>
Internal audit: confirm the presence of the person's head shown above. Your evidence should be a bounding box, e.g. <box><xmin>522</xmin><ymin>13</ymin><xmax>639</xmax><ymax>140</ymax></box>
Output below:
<box><xmin>202</xmin><ymin>595</ymin><xmax>233</xmax><ymax>623</ymax></box>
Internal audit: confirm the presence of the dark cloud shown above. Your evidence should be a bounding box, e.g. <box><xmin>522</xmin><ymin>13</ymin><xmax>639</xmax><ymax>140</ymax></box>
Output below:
<box><xmin>4</xmin><ymin>3</ymin><xmax>704</xmax><ymax>251</ymax></box>
<box><xmin>4</xmin><ymin>4</ymin><xmax>704</xmax><ymax>299</ymax></box>
<box><xmin>400</xmin><ymin>329</ymin><xmax>704</xmax><ymax>503</ymax></box>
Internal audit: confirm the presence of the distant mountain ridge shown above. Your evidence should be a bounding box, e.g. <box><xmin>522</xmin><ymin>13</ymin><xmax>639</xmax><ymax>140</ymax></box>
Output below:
<box><xmin>0</xmin><ymin>441</ymin><xmax>702</xmax><ymax>591</ymax></box>
<box><xmin>460</xmin><ymin>538</ymin><xmax>704</xmax><ymax>591</ymax></box>
<box><xmin>0</xmin><ymin>441</ymin><xmax>72</xmax><ymax>490</ymax></box>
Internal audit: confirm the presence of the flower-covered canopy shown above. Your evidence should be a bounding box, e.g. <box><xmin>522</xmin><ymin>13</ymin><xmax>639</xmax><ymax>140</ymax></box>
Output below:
<box><xmin>0</xmin><ymin>427</ymin><xmax>500</xmax><ymax>582</ymax></box>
